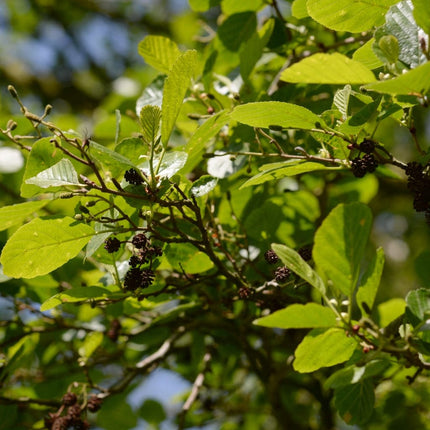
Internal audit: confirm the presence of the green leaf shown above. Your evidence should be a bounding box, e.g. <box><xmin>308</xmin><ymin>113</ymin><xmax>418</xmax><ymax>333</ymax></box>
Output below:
<box><xmin>306</xmin><ymin>0</ymin><xmax>398</xmax><ymax>32</ymax></box>
<box><xmin>222</xmin><ymin>0</ymin><xmax>264</xmax><ymax>14</ymax></box>
<box><xmin>25</xmin><ymin>158</ymin><xmax>81</xmax><ymax>188</ymax></box>
<box><xmin>96</xmin><ymin>393</ymin><xmax>137</xmax><ymax>430</ymax></box>
<box><xmin>115</xmin><ymin>138</ymin><xmax>146</xmax><ymax>165</ymax></box>
<box><xmin>412</xmin><ymin>0</ymin><xmax>430</xmax><ymax>35</ymax></box>
<box><xmin>364</xmin><ymin>61</ymin><xmax>430</xmax><ymax>95</ymax></box>
<box><xmin>356</xmin><ymin>247</ymin><xmax>385</xmax><ymax>315</ymax></box>
<box><xmin>183</xmin><ymin>110</ymin><xmax>230</xmax><ymax>172</ymax></box>
<box><xmin>240</xmin><ymin>18</ymin><xmax>275</xmax><ymax>79</ymax></box>
<box><xmin>377</xmin><ymin>35</ymin><xmax>400</xmax><ymax>64</ymax></box>
<box><xmin>240</xmin><ymin>161</ymin><xmax>340</xmax><ymax>189</ymax></box>
<box><xmin>334</xmin><ymin>380</ymin><xmax>375</xmax><ymax>425</ymax></box>
<box><xmin>161</xmin><ymin>50</ymin><xmax>198</xmax><ymax>146</ymax></box>
<box><xmin>0</xmin><ymin>200</ymin><xmax>49</xmax><ymax>232</ymax></box>
<box><xmin>293</xmin><ymin>328</ymin><xmax>357</xmax><ymax>373</ymax></box>
<box><xmin>231</xmin><ymin>101</ymin><xmax>324</xmax><ymax>130</ymax></box>
<box><xmin>292</xmin><ymin>0</ymin><xmax>309</xmax><ymax>19</ymax></box>
<box><xmin>280</xmin><ymin>53</ymin><xmax>376</xmax><ymax>84</ymax></box>
<box><xmin>377</xmin><ymin>298</ymin><xmax>405</xmax><ymax>327</ymax></box>
<box><xmin>325</xmin><ymin>359</ymin><xmax>391</xmax><ymax>389</ymax></box>
<box><xmin>406</xmin><ymin>289</ymin><xmax>430</xmax><ymax>327</ymax></box>
<box><xmin>415</xmin><ymin>250</ymin><xmax>430</xmax><ymax>286</ymax></box>
<box><xmin>271</xmin><ymin>244</ymin><xmax>326</xmax><ymax>294</ymax></box>
<box><xmin>353</xmin><ymin>39</ymin><xmax>385</xmax><ymax>69</ymax></box>
<box><xmin>88</xmin><ymin>141</ymin><xmax>136</xmax><ymax>177</ymax></box>
<box><xmin>217</xmin><ymin>12</ymin><xmax>257</xmax><ymax>51</ymax></box>
<box><xmin>254</xmin><ymin>303</ymin><xmax>337</xmax><ymax>329</ymax></box>
<box><xmin>164</xmin><ymin>243</ymin><xmax>214</xmax><ymax>274</ymax></box>
<box><xmin>0</xmin><ymin>217</ymin><xmax>94</xmax><ymax>279</ymax></box>
<box><xmin>139</xmin><ymin>399</ymin><xmax>166</xmax><ymax>424</ymax></box>
<box><xmin>313</xmin><ymin>202</ymin><xmax>372</xmax><ymax>296</ymax></box>
<box><xmin>189</xmin><ymin>0</ymin><xmax>221</xmax><ymax>12</ymax></box>
<box><xmin>189</xmin><ymin>175</ymin><xmax>218</xmax><ymax>197</ymax></box>
<box><xmin>139</xmin><ymin>105</ymin><xmax>161</xmax><ymax>145</ymax></box>
<box><xmin>138</xmin><ymin>35</ymin><xmax>181</xmax><ymax>74</ymax></box>
<box><xmin>41</xmin><ymin>286</ymin><xmax>113</xmax><ymax>311</ymax></box>
<box><xmin>78</xmin><ymin>331</ymin><xmax>104</xmax><ymax>364</ymax></box>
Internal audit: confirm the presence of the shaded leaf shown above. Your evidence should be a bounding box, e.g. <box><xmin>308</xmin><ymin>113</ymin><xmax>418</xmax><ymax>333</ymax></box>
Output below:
<box><xmin>334</xmin><ymin>380</ymin><xmax>375</xmax><ymax>426</ymax></box>
<box><xmin>218</xmin><ymin>12</ymin><xmax>257</xmax><ymax>51</ymax></box>
<box><xmin>406</xmin><ymin>289</ymin><xmax>430</xmax><ymax>327</ymax></box>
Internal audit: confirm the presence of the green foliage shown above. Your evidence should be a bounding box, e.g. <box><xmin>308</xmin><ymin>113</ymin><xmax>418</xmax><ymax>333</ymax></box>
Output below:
<box><xmin>1</xmin><ymin>0</ymin><xmax>430</xmax><ymax>429</ymax></box>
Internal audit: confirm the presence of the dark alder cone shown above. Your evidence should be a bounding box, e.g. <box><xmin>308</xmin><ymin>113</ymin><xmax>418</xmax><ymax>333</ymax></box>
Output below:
<box><xmin>52</xmin><ymin>416</ymin><xmax>70</xmax><ymax>430</ymax></box>
<box><xmin>141</xmin><ymin>268</ymin><xmax>155</xmax><ymax>288</ymax></box>
<box><xmin>44</xmin><ymin>414</ymin><xmax>56</xmax><ymax>430</ymax></box>
<box><xmin>131</xmin><ymin>233</ymin><xmax>149</xmax><ymax>249</ymax></box>
<box><xmin>413</xmin><ymin>194</ymin><xmax>429</xmax><ymax>212</ymax></box>
<box><xmin>104</xmin><ymin>237</ymin><xmax>121</xmax><ymax>253</ymax></box>
<box><xmin>264</xmin><ymin>249</ymin><xmax>279</xmax><ymax>264</ymax></box>
<box><xmin>238</xmin><ymin>286</ymin><xmax>254</xmax><ymax>299</ymax></box>
<box><xmin>274</xmin><ymin>266</ymin><xmax>291</xmax><ymax>283</ymax></box>
<box><xmin>67</xmin><ymin>404</ymin><xmax>82</xmax><ymax>421</ymax></box>
<box><xmin>129</xmin><ymin>255</ymin><xmax>142</xmax><ymax>267</ymax></box>
<box><xmin>62</xmin><ymin>392</ymin><xmax>77</xmax><ymax>406</ymax></box>
<box><xmin>405</xmin><ymin>161</ymin><xmax>423</xmax><ymax>179</ymax></box>
<box><xmin>124</xmin><ymin>168</ymin><xmax>144</xmax><ymax>185</ymax></box>
<box><xmin>124</xmin><ymin>267</ymin><xmax>143</xmax><ymax>291</ymax></box>
<box><xmin>359</xmin><ymin>139</ymin><xmax>376</xmax><ymax>154</ymax></box>
<box><xmin>362</xmin><ymin>153</ymin><xmax>378</xmax><ymax>173</ymax></box>
<box><xmin>298</xmin><ymin>245</ymin><xmax>312</xmax><ymax>261</ymax></box>
<box><xmin>351</xmin><ymin>157</ymin><xmax>367</xmax><ymax>178</ymax></box>
<box><xmin>87</xmin><ymin>395</ymin><xmax>103</xmax><ymax>412</ymax></box>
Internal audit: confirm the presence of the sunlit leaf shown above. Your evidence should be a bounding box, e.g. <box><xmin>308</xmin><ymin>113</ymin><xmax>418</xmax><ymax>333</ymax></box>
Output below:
<box><xmin>0</xmin><ymin>201</ymin><xmax>49</xmax><ymax>232</ymax></box>
<box><xmin>138</xmin><ymin>35</ymin><xmax>181</xmax><ymax>74</ymax></box>
<box><xmin>25</xmin><ymin>158</ymin><xmax>81</xmax><ymax>188</ymax></box>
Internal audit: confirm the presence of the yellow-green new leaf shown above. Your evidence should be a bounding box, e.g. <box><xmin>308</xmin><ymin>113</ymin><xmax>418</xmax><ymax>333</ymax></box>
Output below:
<box><xmin>231</xmin><ymin>101</ymin><xmax>323</xmax><ymax>130</ymax></box>
<box><xmin>281</xmin><ymin>53</ymin><xmax>376</xmax><ymax>84</ymax></box>
<box><xmin>306</xmin><ymin>0</ymin><xmax>398</xmax><ymax>32</ymax></box>
<box><xmin>0</xmin><ymin>217</ymin><xmax>94</xmax><ymax>278</ymax></box>
<box><xmin>161</xmin><ymin>50</ymin><xmax>198</xmax><ymax>146</ymax></box>
<box><xmin>294</xmin><ymin>328</ymin><xmax>357</xmax><ymax>373</ymax></box>
<box><xmin>138</xmin><ymin>35</ymin><xmax>181</xmax><ymax>74</ymax></box>
<box><xmin>254</xmin><ymin>303</ymin><xmax>337</xmax><ymax>329</ymax></box>
<box><xmin>0</xmin><ymin>201</ymin><xmax>48</xmax><ymax>232</ymax></box>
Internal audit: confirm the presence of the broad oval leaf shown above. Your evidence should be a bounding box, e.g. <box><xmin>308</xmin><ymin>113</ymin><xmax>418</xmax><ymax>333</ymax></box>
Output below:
<box><xmin>353</xmin><ymin>39</ymin><xmax>384</xmax><ymax>70</ymax></box>
<box><xmin>293</xmin><ymin>328</ymin><xmax>357</xmax><ymax>373</ymax></box>
<box><xmin>254</xmin><ymin>303</ymin><xmax>337</xmax><ymax>329</ymax></box>
<box><xmin>161</xmin><ymin>50</ymin><xmax>198</xmax><ymax>146</ymax></box>
<box><xmin>406</xmin><ymin>289</ymin><xmax>430</xmax><ymax>327</ymax></box>
<box><xmin>231</xmin><ymin>101</ymin><xmax>323</xmax><ymax>130</ymax></box>
<box><xmin>25</xmin><ymin>158</ymin><xmax>80</xmax><ymax>188</ymax></box>
<box><xmin>281</xmin><ymin>53</ymin><xmax>376</xmax><ymax>84</ymax></box>
<box><xmin>412</xmin><ymin>0</ymin><xmax>430</xmax><ymax>35</ymax></box>
<box><xmin>217</xmin><ymin>12</ymin><xmax>257</xmax><ymax>52</ymax></box>
<box><xmin>0</xmin><ymin>217</ymin><xmax>94</xmax><ymax>278</ymax></box>
<box><xmin>139</xmin><ymin>151</ymin><xmax>188</xmax><ymax>179</ymax></box>
<box><xmin>307</xmin><ymin>0</ymin><xmax>398</xmax><ymax>32</ymax></box>
<box><xmin>313</xmin><ymin>202</ymin><xmax>372</xmax><ymax>296</ymax></box>
<box><xmin>164</xmin><ymin>243</ymin><xmax>214</xmax><ymax>274</ymax></box>
<box><xmin>138</xmin><ymin>35</ymin><xmax>181</xmax><ymax>74</ymax></box>
<box><xmin>0</xmin><ymin>201</ymin><xmax>49</xmax><ymax>232</ymax></box>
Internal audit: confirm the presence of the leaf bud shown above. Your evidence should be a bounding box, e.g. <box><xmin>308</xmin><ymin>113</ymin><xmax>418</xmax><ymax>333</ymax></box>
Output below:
<box><xmin>8</xmin><ymin>85</ymin><xmax>18</xmax><ymax>98</ymax></box>
<box><xmin>7</xmin><ymin>119</ymin><xmax>17</xmax><ymax>131</ymax></box>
